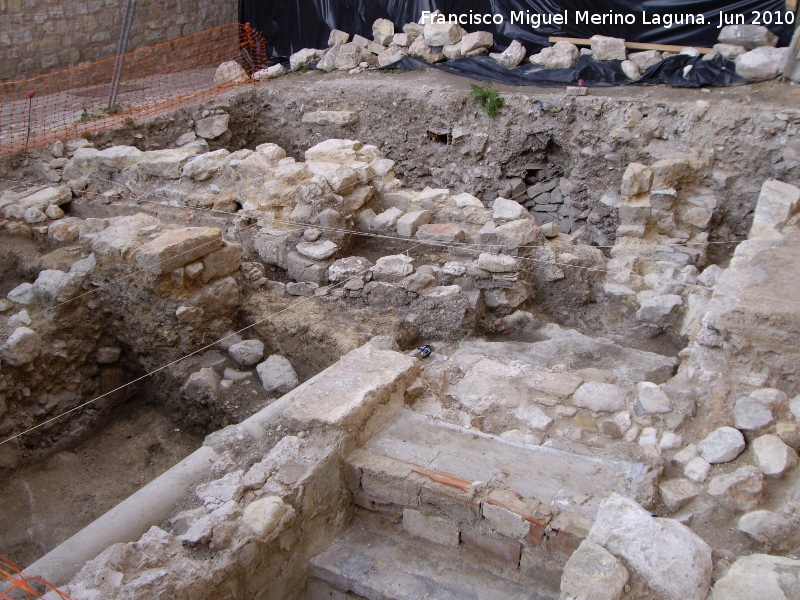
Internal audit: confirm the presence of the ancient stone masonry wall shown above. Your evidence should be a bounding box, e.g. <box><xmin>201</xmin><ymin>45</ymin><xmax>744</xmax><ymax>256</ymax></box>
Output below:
<box><xmin>0</xmin><ymin>0</ymin><xmax>237</xmax><ymax>82</ymax></box>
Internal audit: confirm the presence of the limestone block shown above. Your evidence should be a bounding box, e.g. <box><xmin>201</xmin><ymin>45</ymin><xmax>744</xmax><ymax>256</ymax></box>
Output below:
<box><xmin>734</xmin><ymin>397</ymin><xmax>774</xmax><ymax>431</ymax></box>
<box><xmin>621</xmin><ymin>60</ymin><xmax>642</xmax><ymax>81</ymax></box>
<box><xmin>18</xmin><ymin>186</ymin><xmax>72</xmax><ymax>210</ymax></box>
<box><xmin>328</xmin><ymin>29</ymin><xmax>349</xmax><ymax>46</ymax></box>
<box><xmin>494</xmin><ymin>218</ymin><xmax>542</xmax><ymax>250</ymax></box>
<box><xmin>493</xmin><ymin>197</ymin><xmax>528</xmax><ymax>221</ymax></box>
<box><xmin>587</xmin><ymin>494</ymin><xmax>712</xmax><ymax>600</ymax></box>
<box><xmin>195</xmin><ymin>114</ymin><xmax>230</xmax><ymax>140</ymax></box>
<box><xmin>372</xmin><ymin>254</ymin><xmax>414</xmax><ymax>282</ymax></box>
<box><xmin>135</xmin><ymin>227</ymin><xmax>223</xmax><ymax>275</ymax></box>
<box><xmin>628</xmin><ymin>50</ymin><xmax>662</xmax><ymax>70</ymax></box>
<box><xmin>335</xmin><ymin>43</ymin><xmax>362</xmax><ymax>71</ymax></box>
<box><xmin>33</xmin><ymin>269</ymin><xmax>76</xmax><ymax>306</ymax></box>
<box><xmin>707</xmin><ymin>466</ymin><xmax>763</xmax><ymax>511</ymax></box>
<box><xmin>423</xmin><ymin>22</ymin><xmax>462</xmax><ymax>46</ymax></box>
<box><xmin>257</xmin><ymin>355</ymin><xmax>299</xmax><ymax>394</ymax></box>
<box><xmin>530</xmin><ymin>41</ymin><xmax>579</xmax><ymax>69</ymax></box>
<box><xmin>403</xmin><ymin>508</ymin><xmax>459</xmax><ymax>546</ymax></box>
<box><xmin>659</xmin><ymin>478</ymin><xmax>701</xmax><ymax>512</ymax></box>
<box><xmin>327</xmin><ymin>256</ymin><xmax>373</xmax><ymax>282</ymax></box>
<box><xmin>396</xmin><ymin>210</ymin><xmax>430</xmax><ymax>237</ymax></box>
<box><xmin>560</xmin><ymin>540</ymin><xmax>628</xmax><ymax>600</ymax></box>
<box><xmin>373</xmin><ymin>207</ymin><xmax>404</xmax><ymax>231</ymax></box>
<box><xmin>415</xmin><ymin>223</ymin><xmax>466</xmax><ymax>244</ymax></box>
<box><xmin>214</xmin><ymin>60</ymin><xmax>249</xmax><ymax>86</ymax></box>
<box><xmin>749</xmin><ymin>180</ymin><xmax>800</xmax><ymax>237</ymax></box>
<box><xmin>182</xmin><ymin>149</ymin><xmax>230</xmax><ymax>181</ymax></box>
<box><xmin>138</xmin><ymin>148</ymin><xmax>194</xmax><ymax>178</ymax></box>
<box><xmin>490</xmin><ymin>40</ymin><xmax>526</xmax><ymax>69</ymax></box>
<box><xmin>712</xmin><ymin>554</ymin><xmax>800</xmax><ymax>599</ymax></box>
<box><xmin>242</xmin><ymin>496</ymin><xmax>285</xmax><ymax>537</ymax></box>
<box><xmin>296</xmin><ymin>240</ymin><xmax>338</xmax><ymax>261</ymax></box>
<box><xmin>572</xmin><ymin>382</ymin><xmax>629</xmax><ymax>413</ymax></box>
<box><xmin>719</xmin><ymin>25</ymin><xmax>778</xmax><ymax>50</ymax></box>
<box><xmin>0</xmin><ymin>327</ymin><xmax>40</xmax><ymax>366</ymax></box>
<box><xmin>636</xmin><ymin>294</ymin><xmax>683</xmax><ymax>328</ymax></box>
<box><xmin>289</xmin><ymin>48</ymin><xmax>319</xmax><ymax>71</ymax></box>
<box><xmin>590</xmin><ymin>36</ymin><xmax>627</xmax><ymax>60</ymax></box>
<box><xmin>372</xmin><ymin>18</ymin><xmax>394</xmax><ymax>46</ymax></box>
<box><xmin>482</xmin><ymin>502</ymin><xmax>529</xmax><ymax>539</ymax></box>
<box><xmin>684</xmin><ymin>457</ymin><xmax>711</xmax><ymax>483</ymax></box>
<box><xmin>306</xmin><ymin>161</ymin><xmax>358</xmax><ymax>194</ymax></box>
<box><xmin>461</xmin><ymin>31</ymin><xmax>493</xmax><ymax>54</ymax></box>
<box><xmin>477</xmin><ymin>253</ymin><xmax>516</xmax><ymax>273</ymax></box>
<box><xmin>738</xmin><ymin>510</ymin><xmax>800</xmax><ymax>552</ymax></box>
<box><xmin>635</xmin><ymin>382</ymin><xmax>673</xmax><ymax>415</ymax></box>
<box><xmin>280</xmin><ymin>344</ymin><xmax>418</xmax><ymax>432</ymax></box>
<box><xmin>698</xmin><ymin>426</ymin><xmax>745</xmax><ymax>463</ymax></box>
<box><xmin>621</xmin><ymin>163</ymin><xmax>653</xmax><ymax>196</ymax></box>
<box><xmin>195</xmin><ymin>470</ymin><xmax>244</xmax><ymax>503</ymax></box>
<box><xmin>228</xmin><ymin>340</ymin><xmax>265</xmax><ymax>367</ymax></box>
<box><xmin>735</xmin><ymin>47</ymin><xmax>789</xmax><ymax>81</ymax></box>
<box><xmin>96</xmin><ymin>145</ymin><xmax>142</xmax><ymax>171</ymax></box>
<box><xmin>752</xmin><ymin>434</ymin><xmax>798</xmax><ymax>478</ymax></box>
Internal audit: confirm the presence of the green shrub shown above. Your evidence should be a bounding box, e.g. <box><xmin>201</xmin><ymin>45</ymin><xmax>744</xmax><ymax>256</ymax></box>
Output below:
<box><xmin>471</xmin><ymin>82</ymin><xmax>504</xmax><ymax>117</ymax></box>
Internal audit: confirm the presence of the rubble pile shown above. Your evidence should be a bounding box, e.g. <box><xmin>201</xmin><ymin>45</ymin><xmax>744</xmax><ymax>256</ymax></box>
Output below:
<box><xmin>259</xmin><ymin>20</ymin><xmax>796</xmax><ymax>83</ymax></box>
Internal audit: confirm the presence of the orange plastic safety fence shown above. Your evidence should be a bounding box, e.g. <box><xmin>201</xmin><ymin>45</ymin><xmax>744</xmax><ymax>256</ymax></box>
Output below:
<box><xmin>0</xmin><ymin>554</ymin><xmax>71</xmax><ymax>599</ymax></box>
<box><xmin>0</xmin><ymin>23</ymin><xmax>269</xmax><ymax>156</ymax></box>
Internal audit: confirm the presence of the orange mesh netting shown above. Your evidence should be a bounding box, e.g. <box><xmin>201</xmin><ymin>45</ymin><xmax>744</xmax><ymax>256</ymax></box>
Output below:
<box><xmin>0</xmin><ymin>23</ymin><xmax>269</xmax><ymax>156</ymax></box>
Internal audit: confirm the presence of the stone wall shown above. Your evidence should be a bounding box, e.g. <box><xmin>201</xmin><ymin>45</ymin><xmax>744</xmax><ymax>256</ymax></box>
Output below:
<box><xmin>0</xmin><ymin>0</ymin><xmax>238</xmax><ymax>82</ymax></box>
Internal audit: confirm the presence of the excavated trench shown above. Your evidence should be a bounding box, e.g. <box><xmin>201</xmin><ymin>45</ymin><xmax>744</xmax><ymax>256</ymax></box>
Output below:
<box><xmin>0</xmin><ymin>70</ymin><xmax>799</xmax><ymax>594</ymax></box>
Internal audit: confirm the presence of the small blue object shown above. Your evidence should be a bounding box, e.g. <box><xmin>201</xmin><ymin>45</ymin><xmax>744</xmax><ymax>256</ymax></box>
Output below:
<box><xmin>419</xmin><ymin>344</ymin><xmax>432</xmax><ymax>358</ymax></box>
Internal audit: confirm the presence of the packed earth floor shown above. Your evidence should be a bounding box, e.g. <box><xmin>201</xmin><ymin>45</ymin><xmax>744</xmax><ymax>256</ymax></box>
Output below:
<box><xmin>0</xmin><ymin>58</ymin><xmax>800</xmax><ymax>600</ymax></box>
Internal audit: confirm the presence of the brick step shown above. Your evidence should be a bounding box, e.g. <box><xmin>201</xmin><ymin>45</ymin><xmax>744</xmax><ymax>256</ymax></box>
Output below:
<box><xmin>343</xmin><ymin>409</ymin><xmax>656</xmax><ymax>584</ymax></box>
<box><xmin>308</xmin><ymin>516</ymin><xmax>557</xmax><ymax>600</ymax></box>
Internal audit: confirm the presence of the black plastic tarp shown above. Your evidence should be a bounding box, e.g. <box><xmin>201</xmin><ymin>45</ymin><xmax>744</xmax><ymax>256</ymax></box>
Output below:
<box><xmin>390</xmin><ymin>52</ymin><xmax>744</xmax><ymax>88</ymax></box>
<box><xmin>240</xmin><ymin>0</ymin><xmax>794</xmax><ymax>60</ymax></box>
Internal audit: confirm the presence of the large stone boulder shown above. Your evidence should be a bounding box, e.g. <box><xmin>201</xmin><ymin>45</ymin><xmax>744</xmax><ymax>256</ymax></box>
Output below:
<box><xmin>423</xmin><ymin>22</ymin><xmax>462</xmax><ymax>46</ymax></box>
<box><xmin>590</xmin><ymin>36</ymin><xmax>627</xmax><ymax>61</ymax></box>
<box><xmin>489</xmin><ymin>40</ymin><xmax>526</xmax><ymax>69</ymax></box>
<box><xmin>214</xmin><ymin>60</ymin><xmax>249</xmax><ymax>86</ymax></box>
<box><xmin>257</xmin><ymin>355</ymin><xmax>299</xmax><ymax>394</ymax></box>
<box><xmin>135</xmin><ymin>227</ymin><xmax>223</xmax><ymax>275</ymax></box>
<box><xmin>718</xmin><ymin>25</ymin><xmax>778</xmax><ymax>50</ymax></box>
<box><xmin>372</xmin><ymin>18</ymin><xmax>394</xmax><ymax>46</ymax></box>
<box><xmin>0</xmin><ymin>327</ymin><xmax>41</xmax><ymax>366</ymax></box>
<box><xmin>711</xmin><ymin>554</ymin><xmax>800</xmax><ymax>599</ymax></box>
<box><xmin>560</xmin><ymin>540</ymin><xmax>629</xmax><ymax>600</ymax></box>
<box><xmin>529</xmin><ymin>41</ymin><xmax>579</xmax><ymax>69</ymax></box>
<box><xmin>588</xmin><ymin>494</ymin><xmax>712</xmax><ymax>600</ymax></box>
<box><xmin>289</xmin><ymin>48</ymin><xmax>320</xmax><ymax>71</ymax></box>
<box><xmin>750</xmin><ymin>180</ymin><xmax>800</xmax><ymax>238</ymax></box>
<box><xmin>735</xmin><ymin>47</ymin><xmax>789</xmax><ymax>81</ymax></box>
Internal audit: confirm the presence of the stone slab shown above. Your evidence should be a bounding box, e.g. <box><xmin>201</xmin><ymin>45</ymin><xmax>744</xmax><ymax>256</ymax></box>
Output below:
<box><xmin>281</xmin><ymin>345</ymin><xmax>418</xmax><ymax>433</ymax></box>
<box><xmin>309</xmin><ymin>519</ymin><xmax>554</xmax><ymax>600</ymax></box>
<box><xmin>366</xmin><ymin>410</ymin><xmax>654</xmax><ymax>518</ymax></box>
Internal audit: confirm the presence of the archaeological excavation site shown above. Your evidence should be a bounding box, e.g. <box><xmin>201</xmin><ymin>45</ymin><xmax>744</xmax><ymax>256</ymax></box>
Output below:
<box><xmin>2</xmin><ymin>1</ymin><xmax>800</xmax><ymax>598</ymax></box>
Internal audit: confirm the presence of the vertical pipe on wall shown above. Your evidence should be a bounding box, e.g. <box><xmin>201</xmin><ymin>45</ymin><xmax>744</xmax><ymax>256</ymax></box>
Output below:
<box><xmin>108</xmin><ymin>0</ymin><xmax>138</xmax><ymax>109</ymax></box>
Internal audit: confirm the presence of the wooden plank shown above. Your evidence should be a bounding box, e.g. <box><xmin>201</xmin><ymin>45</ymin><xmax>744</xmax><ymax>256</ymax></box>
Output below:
<box><xmin>549</xmin><ymin>36</ymin><xmax>714</xmax><ymax>54</ymax></box>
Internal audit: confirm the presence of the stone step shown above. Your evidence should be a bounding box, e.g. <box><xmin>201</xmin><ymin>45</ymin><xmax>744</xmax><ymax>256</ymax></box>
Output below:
<box><xmin>343</xmin><ymin>409</ymin><xmax>656</xmax><ymax>586</ymax></box>
<box><xmin>350</xmin><ymin>409</ymin><xmax>656</xmax><ymax>520</ymax></box>
<box><xmin>308</xmin><ymin>517</ymin><xmax>557</xmax><ymax>600</ymax></box>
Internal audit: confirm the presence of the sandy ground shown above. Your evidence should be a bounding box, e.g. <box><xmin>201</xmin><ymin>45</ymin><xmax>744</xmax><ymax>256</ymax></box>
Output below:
<box><xmin>0</xmin><ymin>400</ymin><xmax>202</xmax><ymax>568</ymax></box>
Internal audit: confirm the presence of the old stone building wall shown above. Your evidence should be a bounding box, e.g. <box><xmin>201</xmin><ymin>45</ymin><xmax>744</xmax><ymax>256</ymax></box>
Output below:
<box><xmin>0</xmin><ymin>0</ymin><xmax>238</xmax><ymax>82</ymax></box>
